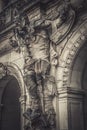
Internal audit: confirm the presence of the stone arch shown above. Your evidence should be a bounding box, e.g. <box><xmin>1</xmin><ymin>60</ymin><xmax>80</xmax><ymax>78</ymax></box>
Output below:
<box><xmin>56</xmin><ymin>14</ymin><xmax>87</xmax><ymax>130</ymax></box>
<box><xmin>5</xmin><ymin>62</ymin><xmax>25</xmax><ymax>96</ymax></box>
<box><xmin>3</xmin><ymin>62</ymin><xmax>26</xmax><ymax>130</ymax></box>
<box><xmin>58</xmin><ymin>14</ymin><xmax>87</xmax><ymax>89</ymax></box>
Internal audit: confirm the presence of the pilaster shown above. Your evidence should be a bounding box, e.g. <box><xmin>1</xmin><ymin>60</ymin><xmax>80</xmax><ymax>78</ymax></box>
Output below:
<box><xmin>58</xmin><ymin>87</ymin><xmax>84</xmax><ymax>130</ymax></box>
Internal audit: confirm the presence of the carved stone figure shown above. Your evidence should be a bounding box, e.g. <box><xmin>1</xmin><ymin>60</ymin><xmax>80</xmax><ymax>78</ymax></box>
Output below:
<box><xmin>41</xmin><ymin>2</ymin><xmax>75</xmax><ymax>44</ymax></box>
<box><xmin>0</xmin><ymin>0</ymin><xmax>86</xmax><ymax>129</ymax></box>
<box><xmin>9</xmin><ymin>1</ymin><xmax>76</xmax><ymax>129</ymax></box>
<box><xmin>12</xmin><ymin>14</ymin><xmax>58</xmax><ymax>129</ymax></box>
<box><xmin>23</xmin><ymin>24</ymin><xmax>58</xmax><ymax>130</ymax></box>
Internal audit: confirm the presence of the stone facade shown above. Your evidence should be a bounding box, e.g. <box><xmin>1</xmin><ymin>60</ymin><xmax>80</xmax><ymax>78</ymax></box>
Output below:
<box><xmin>0</xmin><ymin>0</ymin><xmax>87</xmax><ymax>130</ymax></box>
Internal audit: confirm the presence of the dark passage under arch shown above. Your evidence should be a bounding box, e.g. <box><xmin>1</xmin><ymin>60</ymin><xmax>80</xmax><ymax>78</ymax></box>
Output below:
<box><xmin>0</xmin><ymin>75</ymin><xmax>21</xmax><ymax>130</ymax></box>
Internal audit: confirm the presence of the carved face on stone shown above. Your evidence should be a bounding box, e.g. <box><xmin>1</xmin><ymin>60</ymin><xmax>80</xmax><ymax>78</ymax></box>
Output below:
<box><xmin>0</xmin><ymin>63</ymin><xmax>7</xmax><ymax>79</ymax></box>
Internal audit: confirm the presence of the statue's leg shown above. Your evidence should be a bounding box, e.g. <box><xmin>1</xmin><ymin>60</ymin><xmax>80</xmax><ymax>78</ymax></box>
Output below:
<box><xmin>26</xmin><ymin>71</ymin><xmax>39</xmax><ymax>109</ymax></box>
<box><xmin>44</xmin><ymin>79</ymin><xmax>57</xmax><ymax>130</ymax></box>
<box><xmin>23</xmin><ymin>69</ymin><xmax>45</xmax><ymax>129</ymax></box>
<box><xmin>35</xmin><ymin>60</ymin><xmax>50</xmax><ymax>113</ymax></box>
<box><xmin>40</xmin><ymin>60</ymin><xmax>50</xmax><ymax>78</ymax></box>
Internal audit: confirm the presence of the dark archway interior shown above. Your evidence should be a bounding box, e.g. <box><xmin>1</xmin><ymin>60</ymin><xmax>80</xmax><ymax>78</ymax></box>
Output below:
<box><xmin>0</xmin><ymin>75</ymin><xmax>21</xmax><ymax>130</ymax></box>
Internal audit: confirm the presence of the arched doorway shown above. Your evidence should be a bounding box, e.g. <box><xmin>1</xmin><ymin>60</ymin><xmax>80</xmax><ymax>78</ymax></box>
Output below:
<box><xmin>0</xmin><ymin>75</ymin><xmax>21</xmax><ymax>130</ymax></box>
<box><xmin>71</xmin><ymin>42</ymin><xmax>87</xmax><ymax>130</ymax></box>
<box><xmin>68</xmin><ymin>42</ymin><xmax>87</xmax><ymax>130</ymax></box>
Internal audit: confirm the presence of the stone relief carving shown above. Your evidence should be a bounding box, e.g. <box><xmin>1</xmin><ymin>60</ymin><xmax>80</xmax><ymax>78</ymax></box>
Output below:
<box><xmin>42</xmin><ymin>1</ymin><xmax>75</xmax><ymax>44</ymax></box>
<box><xmin>8</xmin><ymin>1</ymin><xmax>76</xmax><ymax>129</ymax></box>
<box><xmin>11</xmin><ymin>14</ymin><xmax>58</xmax><ymax>130</ymax></box>
<box><xmin>0</xmin><ymin>0</ymin><xmax>83</xmax><ymax>56</ymax></box>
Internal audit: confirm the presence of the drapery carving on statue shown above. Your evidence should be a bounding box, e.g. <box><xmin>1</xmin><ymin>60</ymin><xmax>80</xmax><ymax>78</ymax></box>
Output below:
<box><xmin>0</xmin><ymin>63</ymin><xmax>7</xmax><ymax>79</ymax></box>
<box><xmin>41</xmin><ymin>1</ymin><xmax>75</xmax><ymax>44</ymax></box>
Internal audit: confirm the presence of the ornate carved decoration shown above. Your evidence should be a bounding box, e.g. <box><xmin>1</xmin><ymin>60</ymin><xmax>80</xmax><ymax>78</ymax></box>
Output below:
<box><xmin>0</xmin><ymin>63</ymin><xmax>7</xmax><ymax>79</ymax></box>
<box><xmin>23</xmin><ymin>25</ymin><xmax>58</xmax><ymax>130</ymax></box>
<box><xmin>1</xmin><ymin>0</ymin><xmax>86</xmax><ymax>129</ymax></box>
<box><xmin>58</xmin><ymin>15</ymin><xmax>87</xmax><ymax>88</ymax></box>
<box><xmin>62</xmin><ymin>33</ymin><xmax>87</xmax><ymax>87</ymax></box>
<box><xmin>42</xmin><ymin>1</ymin><xmax>75</xmax><ymax>45</ymax></box>
<box><xmin>11</xmin><ymin>11</ymin><xmax>58</xmax><ymax>129</ymax></box>
<box><xmin>7</xmin><ymin>1</ymin><xmax>77</xmax><ymax>129</ymax></box>
<box><xmin>0</xmin><ymin>0</ymin><xmax>86</xmax><ymax>57</ymax></box>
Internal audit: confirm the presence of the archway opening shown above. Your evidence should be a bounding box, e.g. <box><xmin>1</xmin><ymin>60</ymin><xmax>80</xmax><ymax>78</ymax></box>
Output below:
<box><xmin>0</xmin><ymin>75</ymin><xmax>21</xmax><ymax>130</ymax></box>
<box><xmin>70</xmin><ymin>42</ymin><xmax>87</xmax><ymax>130</ymax></box>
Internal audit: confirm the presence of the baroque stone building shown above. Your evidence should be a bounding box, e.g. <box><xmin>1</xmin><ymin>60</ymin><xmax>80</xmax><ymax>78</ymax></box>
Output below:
<box><xmin>0</xmin><ymin>0</ymin><xmax>87</xmax><ymax>130</ymax></box>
